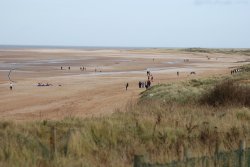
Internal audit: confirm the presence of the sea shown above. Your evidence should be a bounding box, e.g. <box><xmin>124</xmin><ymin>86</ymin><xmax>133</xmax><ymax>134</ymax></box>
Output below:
<box><xmin>0</xmin><ymin>45</ymin><xmax>180</xmax><ymax>50</ymax></box>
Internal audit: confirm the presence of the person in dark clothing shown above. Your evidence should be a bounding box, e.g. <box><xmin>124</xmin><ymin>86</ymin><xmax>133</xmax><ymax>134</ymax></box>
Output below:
<box><xmin>126</xmin><ymin>83</ymin><xmax>129</xmax><ymax>91</ymax></box>
<box><xmin>147</xmin><ymin>80</ymin><xmax>151</xmax><ymax>88</ymax></box>
<box><xmin>177</xmin><ymin>71</ymin><xmax>179</xmax><ymax>76</ymax></box>
<box><xmin>139</xmin><ymin>81</ymin><xmax>141</xmax><ymax>88</ymax></box>
<box><xmin>10</xmin><ymin>82</ymin><xmax>13</xmax><ymax>90</ymax></box>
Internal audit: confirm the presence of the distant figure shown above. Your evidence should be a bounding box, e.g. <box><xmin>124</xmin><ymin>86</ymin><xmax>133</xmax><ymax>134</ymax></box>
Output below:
<box><xmin>68</xmin><ymin>66</ymin><xmax>70</xmax><ymax>70</ymax></box>
<box><xmin>10</xmin><ymin>83</ymin><xmax>13</xmax><ymax>90</ymax></box>
<box><xmin>190</xmin><ymin>71</ymin><xmax>196</xmax><ymax>75</ymax></box>
<box><xmin>147</xmin><ymin>80</ymin><xmax>151</xmax><ymax>88</ymax></box>
<box><xmin>126</xmin><ymin>83</ymin><xmax>129</xmax><ymax>91</ymax></box>
<box><xmin>80</xmin><ymin>67</ymin><xmax>82</xmax><ymax>70</ymax></box>
<box><xmin>139</xmin><ymin>81</ymin><xmax>141</xmax><ymax>88</ymax></box>
<box><xmin>141</xmin><ymin>82</ymin><xmax>144</xmax><ymax>88</ymax></box>
<box><xmin>177</xmin><ymin>71</ymin><xmax>179</xmax><ymax>76</ymax></box>
<box><xmin>147</xmin><ymin>71</ymin><xmax>150</xmax><ymax>76</ymax></box>
<box><xmin>61</xmin><ymin>66</ymin><xmax>63</xmax><ymax>70</ymax></box>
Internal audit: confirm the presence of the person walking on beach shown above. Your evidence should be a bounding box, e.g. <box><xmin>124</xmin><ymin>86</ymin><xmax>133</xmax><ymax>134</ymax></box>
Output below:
<box><xmin>177</xmin><ymin>71</ymin><xmax>179</xmax><ymax>76</ymax></box>
<box><xmin>151</xmin><ymin>75</ymin><xmax>154</xmax><ymax>82</ymax></box>
<box><xmin>147</xmin><ymin>80</ymin><xmax>151</xmax><ymax>88</ymax></box>
<box><xmin>10</xmin><ymin>82</ymin><xmax>13</xmax><ymax>90</ymax></box>
<box><xmin>141</xmin><ymin>82</ymin><xmax>144</xmax><ymax>88</ymax></box>
<box><xmin>126</xmin><ymin>83</ymin><xmax>129</xmax><ymax>91</ymax></box>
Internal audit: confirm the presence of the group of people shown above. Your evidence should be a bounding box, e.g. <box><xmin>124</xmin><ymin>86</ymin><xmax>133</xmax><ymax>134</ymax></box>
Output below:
<box><xmin>61</xmin><ymin>66</ymin><xmax>87</xmax><ymax>71</ymax></box>
<box><xmin>126</xmin><ymin>70</ymin><xmax>154</xmax><ymax>91</ymax></box>
<box><xmin>80</xmin><ymin>67</ymin><xmax>87</xmax><ymax>71</ymax></box>
<box><xmin>60</xmin><ymin>66</ymin><xmax>105</xmax><ymax>73</ymax></box>
<box><xmin>138</xmin><ymin>80</ymin><xmax>151</xmax><ymax>89</ymax></box>
<box><xmin>231</xmin><ymin>68</ymin><xmax>241</xmax><ymax>75</ymax></box>
<box><xmin>95</xmin><ymin>68</ymin><xmax>102</xmax><ymax>72</ymax></box>
<box><xmin>138</xmin><ymin>70</ymin><xmax>153</xmax><ymax>89</ymax></box>
<box><xmin>37</xmin><ymin>83</ymin><xmax>53</xmax><ymax>87</ymax></box>
<box><xmin>60</xmin><ymin>66</ymin><xmax>71</xmax><ymax>70</ymax></box>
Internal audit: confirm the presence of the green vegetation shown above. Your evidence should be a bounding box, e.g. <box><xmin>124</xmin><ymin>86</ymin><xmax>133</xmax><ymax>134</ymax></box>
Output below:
<box><xmin>129</xmin><ymin>48</ymin><xmax>250</xmax><ymax>56</ymax></box>
<box><xmin>0</xmin><ymin>64</ymin><xmax>249</xmax><ymax>167</ymax></box>
<box><xmin>140</xmin><ymin>77</ymin><xmax>219</xmax><ymax>104</ymax></box>
<box><xmin>141</xmin><ymin>64</ymin><xmax>250</xmax><ymax>106</ymax></box>
<box><xmin>182</xmin><ymin>48</ymin><xmax>250</xmax><ymax>56</ymax></box>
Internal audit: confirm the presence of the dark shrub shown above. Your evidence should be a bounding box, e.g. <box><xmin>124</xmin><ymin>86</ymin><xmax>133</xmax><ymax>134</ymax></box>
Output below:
<box><xmin>200</xmin><ymin>80</ymin><xmax>250</xmax><ymax>107</ymax></box>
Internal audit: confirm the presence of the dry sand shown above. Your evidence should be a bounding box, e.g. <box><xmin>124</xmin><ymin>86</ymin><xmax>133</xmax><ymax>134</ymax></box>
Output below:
<box><xmin>0</xmin><ymin>48</ymin><xmax>249</xmax><ymax>121</ymax></box>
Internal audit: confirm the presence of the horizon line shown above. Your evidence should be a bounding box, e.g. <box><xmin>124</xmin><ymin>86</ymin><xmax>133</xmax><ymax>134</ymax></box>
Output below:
<box><xmin>0</xmin><ymin>44</ymin><xmax>249</xmax><ymax>50</ymax></box>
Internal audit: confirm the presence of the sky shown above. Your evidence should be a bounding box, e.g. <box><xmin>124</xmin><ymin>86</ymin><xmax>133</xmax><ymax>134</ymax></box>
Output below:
<box><xmin>0</xmin><ymin>0</ymin><xmax>249</xmax><ymax>48</ymax></box>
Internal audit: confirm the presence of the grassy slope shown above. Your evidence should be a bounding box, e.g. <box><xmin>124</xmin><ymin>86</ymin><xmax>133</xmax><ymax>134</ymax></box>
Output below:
<box><xmin>182</xmin><ymin>48</ymin><xmax>250</xmax><ymax>56</ymax></box>
<box><xmin>129</xmin><ymin>48</ymin><xmax>250</xmax><ymax>57</ymax></box>
<box><xmin>0</xmin><ymin>65</ymin><xmax>250</xmax><ymax>167</ymax></box>
<box><xmin>141</xmin><ymin>64</ymin><xmax>250</xmax><ymax>104</ymax></box>
<box><xmin>140</xmin><ymin>77</ymin><xmax>219</xmax><ymax>104</ymax></box>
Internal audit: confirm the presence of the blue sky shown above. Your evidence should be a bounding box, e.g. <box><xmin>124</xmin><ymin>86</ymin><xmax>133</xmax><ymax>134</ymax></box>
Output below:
<box><xmin>0</xmin><ymin>0</ymin><xmax>249</xmax><ymax>48</ymax></box>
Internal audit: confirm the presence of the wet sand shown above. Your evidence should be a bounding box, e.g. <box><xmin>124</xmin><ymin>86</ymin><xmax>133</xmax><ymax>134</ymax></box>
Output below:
<box><xmin>0</xmin><ymin>48</ymin><xmax>249</xmax><ymax>121</ymax></box>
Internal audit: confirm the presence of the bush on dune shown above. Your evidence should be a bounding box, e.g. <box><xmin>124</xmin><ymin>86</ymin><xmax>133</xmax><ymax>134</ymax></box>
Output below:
<box><xmin>200</xmin><ymin>80</ymin><xmax>250</xmax><ymax>107</ymax></box>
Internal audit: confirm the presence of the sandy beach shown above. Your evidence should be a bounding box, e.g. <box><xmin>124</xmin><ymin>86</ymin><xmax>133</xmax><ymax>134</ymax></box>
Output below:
<box><xmin>0</xmin><ymin>48</ymin><xmax>249</xmax><ymax>121</ymax></box>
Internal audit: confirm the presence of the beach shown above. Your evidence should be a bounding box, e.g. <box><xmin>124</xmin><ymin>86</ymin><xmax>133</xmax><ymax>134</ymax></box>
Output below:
<box><xmin>0</xmin><ymin>48</ymin><xmax>249</xmax><ymax>121</ymax></box>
